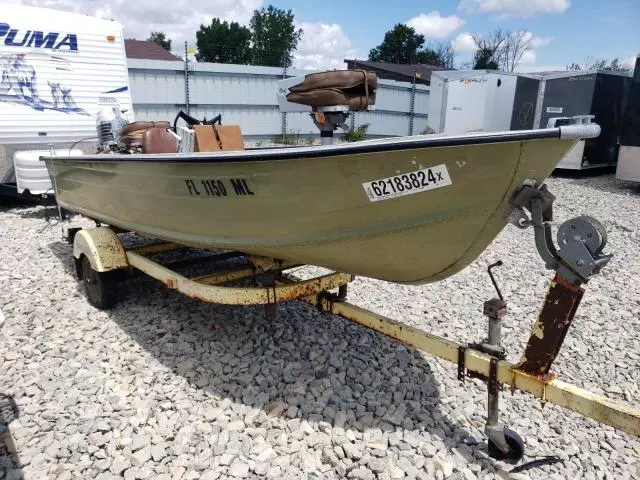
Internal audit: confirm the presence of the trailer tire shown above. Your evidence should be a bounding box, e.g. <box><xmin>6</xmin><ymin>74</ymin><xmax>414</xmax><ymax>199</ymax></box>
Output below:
<box><xmin>80</xmin><ymin>254</ymin><xmax>120</xmax><ymax>309</ymax></box>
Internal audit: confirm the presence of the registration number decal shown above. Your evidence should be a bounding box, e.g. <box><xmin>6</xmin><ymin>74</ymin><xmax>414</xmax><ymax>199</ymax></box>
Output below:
<box><xmin>362</xmin><ymin>164</ymin><xmax>452</xmax><ymax>202</ymax></box>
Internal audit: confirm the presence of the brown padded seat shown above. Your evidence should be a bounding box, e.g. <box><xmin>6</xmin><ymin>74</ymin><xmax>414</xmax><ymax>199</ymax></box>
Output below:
<box><xmin>286</xmin><ymin>70</ymin><xmax>377</xmax><ymax>111</ymax></box>
<box><xmin>121</xmin><ymin>121</ymin><xmax>171</xmax><ymax>136</ymax></box>
<box><xmin>120</xmin><ymin>121</ymin><xmax>171</xmax><ymax>148</ymax></box>
<box><xmin>142</xmin><ymin>127</ymin><xmax>178</xmax><ymax>154</ymax></box>
<box><xmin>288</xmin><ymin>70</ymin><xmax>377</xmax><ymax>93</ymax></box>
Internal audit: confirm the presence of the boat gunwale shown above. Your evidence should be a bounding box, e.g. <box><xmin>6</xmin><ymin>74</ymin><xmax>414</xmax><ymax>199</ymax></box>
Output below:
<box><xmin>42</xmin><ymin>128</ymin><xmax>563</xmax><ymax>164</ymax></box>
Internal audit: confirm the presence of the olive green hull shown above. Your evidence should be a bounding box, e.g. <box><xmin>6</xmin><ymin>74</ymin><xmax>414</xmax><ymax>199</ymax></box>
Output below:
<box><xmin>46</xmin><ymin>136</ymin><xmax>576</xmax><ymax>284</ymax></box>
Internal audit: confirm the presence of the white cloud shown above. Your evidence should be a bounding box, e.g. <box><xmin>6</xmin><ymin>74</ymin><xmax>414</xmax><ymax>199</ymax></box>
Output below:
<box><xmin>21</xmin><ymin>0</ymin><xmax>263</xmax><ymax>51</ymax></box>
<box><xmin>451</xmin><ymin>30</ymin><xmax>551</xmax><ymax>68</ymax></box>
<box><xmin>452</xmin><ymin>32</ymin><xmax>476</xmax><ymax>54</ymax></box>
<box><xmin>623</xmin><ymin>55</ymin><xmax>638</xmax><ymax>70</ymax></box>
<box><xmin>293</xmin><ymin>23</ymin><xmax>356</xmax><ymax>71</ymax></box>
<box><xmin>459</xmin><ymin>0</ymin><xmax>570</xmax><ymax>17</ymax></box>
<box><xmin>406</xmin><ymin>11</ymin><xmax>465</xmax><ymax>39</ymax></box>
<box><xmin>528</xmin><ymin>35</ymin><xmax>553</xmax><ymax>48</ymax></box>
<box><xmin>520</xmin><ymin>50</ymin><xmax>537</xmax><ymax>65</ymax></box>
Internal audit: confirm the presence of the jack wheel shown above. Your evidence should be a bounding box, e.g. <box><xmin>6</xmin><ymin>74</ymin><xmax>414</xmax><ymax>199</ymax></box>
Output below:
<box><xmin>488</xmin><ymin>427</ymin><xmax>525</xmax><ymax>462</ymax></box>
<box><xmin>80</xmin><ymin>255</ymin><xmax>120</xmax><ymax>310</ymax></box>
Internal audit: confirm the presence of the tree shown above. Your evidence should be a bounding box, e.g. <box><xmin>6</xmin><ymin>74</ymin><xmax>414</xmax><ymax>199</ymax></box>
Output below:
<box><xmin>502</xmin><ymin>30</ymin><xmax>533</xmax><ymax>72</ymax></box>
<box><xmin>473</xmin><ymin>48</ymin><xmax>500</xmax><ymax>70</ymax></box>
<box><xmin>369</xmin><ymin>24</ymin><xmax>426</xmax><ymax>64</ymax></box>
<box><xmin>431</xmin><ymin>41</ymin><xmax>455</xmax><ymax>69</ymax></box>
<box><xmin>250</xmin><ymin>5</ymin><xmax>302</xmax><ymax>68</ymax></box>
<box><xmin>471</xmin><ymin>29</ymin><xmax>507</xmax><ymax>70</ymax></box>
<box><xmin>195</xmin><ymin>19</ymin><xmax>251</xmax><ymax>64</ymax></box>
<box><xmin>598</xmin><ymin>58</ymin><xmax>629</xmax><ymax>72</ymax></box>
<box><xmin>148</xmin><ymin>32</ymin><xmax>172</xmax><ymax>52</ymax></box>
<box><xmin>566</xmin><ymin>57</ymin><xmax>630</xmax><ymax>73</ymax></box>
<box><xmin>368</xmin><ymin>24</ymin><xmax>452</xmax><ymax>67</ymax></box>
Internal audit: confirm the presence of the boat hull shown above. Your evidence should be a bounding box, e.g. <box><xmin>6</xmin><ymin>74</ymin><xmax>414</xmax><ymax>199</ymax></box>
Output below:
<box><xmin>46</xmin><ymin>135</ymin><xmax>578</xmax><ymax>284</ymax></box>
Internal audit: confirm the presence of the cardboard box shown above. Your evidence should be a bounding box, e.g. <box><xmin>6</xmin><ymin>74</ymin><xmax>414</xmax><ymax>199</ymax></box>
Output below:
<box><xmin>193</xmin><ymin>125</ymin><xmax>221</xmax><ymax>152</ymax></box>
<box><xmin>214</xmin><ymin>125</ymin><xmax>245</xmax><ymax>151</ymax></box>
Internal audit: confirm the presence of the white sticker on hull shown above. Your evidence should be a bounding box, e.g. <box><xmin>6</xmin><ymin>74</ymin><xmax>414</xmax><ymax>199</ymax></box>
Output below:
<box><xmin>362</xmin><ymin>164</ymin><xmax>452</xmax><ymax>202</ymax></box>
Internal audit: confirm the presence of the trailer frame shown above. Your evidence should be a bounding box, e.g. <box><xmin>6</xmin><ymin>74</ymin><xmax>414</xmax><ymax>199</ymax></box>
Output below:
<box><xmin>69</xmin><ymin>224</ymin><xmax>640</xmax><ymax>461</ymax></box>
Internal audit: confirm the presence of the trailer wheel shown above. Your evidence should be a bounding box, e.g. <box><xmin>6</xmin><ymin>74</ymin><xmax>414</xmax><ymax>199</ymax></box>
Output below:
<box><xmin>80</xmin><ymin>255</ymin><xmax>120</xmax><ymax>310</ymax></box>
<box><xmin>488</xmin><ymin>427</ymin><xmax>525</xmax><ymax>462</ymax></box>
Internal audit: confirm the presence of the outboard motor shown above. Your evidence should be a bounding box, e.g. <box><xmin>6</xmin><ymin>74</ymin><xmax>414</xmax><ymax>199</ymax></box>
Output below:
<box><xmin>96</xmin><ymin>107</ymin><xmax>128</xmax><ymax>153</ymax></box>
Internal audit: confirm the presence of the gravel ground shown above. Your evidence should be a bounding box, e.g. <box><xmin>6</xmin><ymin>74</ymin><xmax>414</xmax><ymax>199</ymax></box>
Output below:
<box><xmin>0</xmin><ymin>173</ymin><xmax>639</xmax><ymax>480</ymax></box>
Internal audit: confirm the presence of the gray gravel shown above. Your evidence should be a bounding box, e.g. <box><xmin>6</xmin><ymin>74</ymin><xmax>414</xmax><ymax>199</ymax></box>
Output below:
<box><xmin>1</xmin><ymin>173</ymin><xmax>639</xmax><ymax>480</ymax></box>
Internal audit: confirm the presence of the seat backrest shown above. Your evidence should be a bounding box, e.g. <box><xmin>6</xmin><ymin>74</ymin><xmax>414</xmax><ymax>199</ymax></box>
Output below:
<box><xmin>142</xmin><ymin>127</ymin><xmax>178</xmax><ymax>154</ymax></box>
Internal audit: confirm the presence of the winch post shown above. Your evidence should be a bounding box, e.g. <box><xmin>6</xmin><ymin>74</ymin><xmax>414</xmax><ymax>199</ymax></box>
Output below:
<box><xmin>509</xmin><ymin>183</ymin><xmax>612</xmax><ymax>375</ymax></box>
<box><xmin>516</xmin><ymin>273</ymin><xmax>584</xmax><ymax>375</ymax></box>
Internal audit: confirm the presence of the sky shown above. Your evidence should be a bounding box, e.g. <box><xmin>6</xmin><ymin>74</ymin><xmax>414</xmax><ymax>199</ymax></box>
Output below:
<box><xmin>12</xmin><ymin>0</ymin><xmax>640</xmax><ymax>72</ymax></box>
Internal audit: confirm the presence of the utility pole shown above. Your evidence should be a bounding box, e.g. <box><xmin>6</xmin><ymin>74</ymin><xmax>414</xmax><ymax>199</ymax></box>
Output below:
<box><xmin>184</xmin><ymin>41</ymin><xmax>190</xmax><ymax>114</ymax></box>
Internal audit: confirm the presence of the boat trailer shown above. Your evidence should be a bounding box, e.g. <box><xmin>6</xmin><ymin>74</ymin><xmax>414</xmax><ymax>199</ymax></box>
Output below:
<box><xmin>66</xmin><ymin>183</ymin><xmax>639</xmax><ymax>461</ymax></box>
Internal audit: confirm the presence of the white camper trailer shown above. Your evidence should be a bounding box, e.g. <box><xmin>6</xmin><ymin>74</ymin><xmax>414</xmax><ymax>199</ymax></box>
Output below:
<box><xmin>426</xmin><ymin>70</ymin><xmax>519</xmax><ymax>135</ymax></box>
<box><xmin>0</xmin><ymin>5</ymin><xmax>133</xmax><ymax>198</ymax></box>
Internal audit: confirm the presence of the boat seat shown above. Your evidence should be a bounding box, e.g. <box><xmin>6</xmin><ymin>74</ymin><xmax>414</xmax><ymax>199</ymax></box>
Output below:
<box><xmin>120</xmin><ymin>121</ymin><xmax>171</xmax><ymax>148</ymax></box>
<box><xmin>142</xmin><ymin>127</ymin><xmax>178</xmax><ymax>154</ymax></box>
<box><xmin>286</xmin><ymin>70</ymin><xmax>377</xmax><ymax>111</ymax></box>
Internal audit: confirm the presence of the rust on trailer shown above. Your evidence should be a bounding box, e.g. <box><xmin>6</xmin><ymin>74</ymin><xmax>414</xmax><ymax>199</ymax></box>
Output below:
<box><xmin>193</xmin><ymin>261</ymin><xmax>301</xmax><ymax>286</ymax></box>
<box><xmin>72</xmin><ymin>227</ymin><xmax>128</xmax><ymax>272</ymax></box>
<box><xmin>126</xmin><ymin>250</ymin><xmax>353</xmax><ymax>305</ymax></box>
<box><xmin>515</xmin><ymin>273</ymin><xmax>584</xmax><ymax>376</ymax></box>
<box><xmin>302</xmin><ymin>294</ymin><xmax>640</xmax><ymax>437</ymax></box>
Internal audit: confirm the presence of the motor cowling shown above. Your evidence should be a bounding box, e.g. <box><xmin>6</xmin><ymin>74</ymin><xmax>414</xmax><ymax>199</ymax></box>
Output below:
<box><xmin>96</xmin><ymin>107</ymin><xmax>128</xmax><ymax>153</ymax></box>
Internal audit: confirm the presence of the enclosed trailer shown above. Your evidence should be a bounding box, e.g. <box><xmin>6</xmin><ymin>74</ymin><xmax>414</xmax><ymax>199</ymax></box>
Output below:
<box><xmin>510</xmin><ymin>75</ymin><xmax>541</xmax><ymax>131</ymax></box>
<box><xmin>0</xmin><ymin>5</ymin><xmax>133</xmax><ymax>198</ymax></box>
<box><xmin>426</xmin><ymin>70</ymin><xmax>519</xmax><ymax>135</ymax></box>
<box><xmin>529</xmin><ymin>71</ymin><xmax>631</xmax><ymax>170</ymax></box>
<box><xmin>616</xmin><ymin>55</ymin><xmax>640</xmax><ymax>183</ymax></box>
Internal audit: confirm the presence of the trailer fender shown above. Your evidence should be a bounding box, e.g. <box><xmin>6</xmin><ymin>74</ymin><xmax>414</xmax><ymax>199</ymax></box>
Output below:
<box><xmin>72</xmin><ymin>227</ymin><xmax>128</xmax><ymax>273</ymax></box>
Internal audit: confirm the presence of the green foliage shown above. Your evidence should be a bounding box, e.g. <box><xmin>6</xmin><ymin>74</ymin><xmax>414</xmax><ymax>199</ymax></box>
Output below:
<box><xmin>592</xmin><ymin>58</ymin><xmax>629</xmax><ymax>72</ymax></box>
<box><xmin>273</xmin><ymin>131</ymin><xmax>300</xmax><ymax>145</ymax></box>
<box><xmin>473</xmin><ymin>48</ymin><xmax>499</xmax><ymax>70</ymax></box>
<box><xmin>342</xmin><ymin>123</ymin><xmax>370</xmax><ymax>143</ymax></box>
<box><xmin>368</xmin><ymin>24</ymin><xmax>450</xmax><ymax>67</ymax></box>
<box><xmin>195</xmin><ymin>19</ymin><xmax>251</xmax><ymax>64</ymax></box>
<box><xmin>272</xmin><ymin>131</ymin><xmax>318</xmax><ymax>146</ymax></box>
<box><xmin>250</xmin><ymin>5</ymin><xmax>302</xmax><ymax>68</ymax></box>
<box><xmin>369</xmin><ymin>24</ymin><xmax>424</xmax><ymax>64</ymax></box>
<box><xmin>148</xmin><ymin>32</ymin><xmax>172</xmax><ymax>52</ymax></box>
<box><xmin>566</xmin><ymin>58</ymin><xmax>630</xmax><ymax>73</ymax></box>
